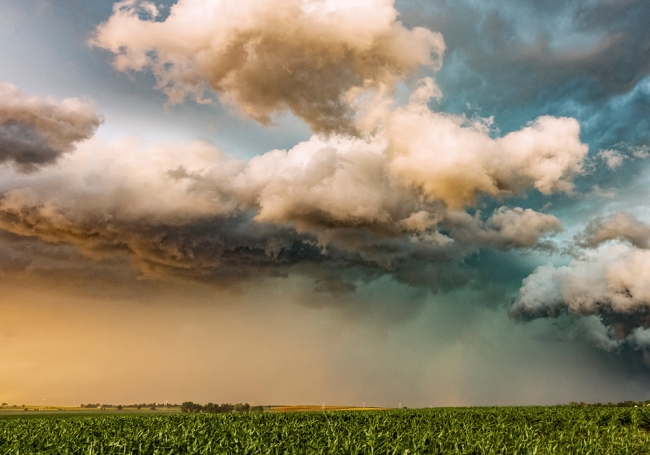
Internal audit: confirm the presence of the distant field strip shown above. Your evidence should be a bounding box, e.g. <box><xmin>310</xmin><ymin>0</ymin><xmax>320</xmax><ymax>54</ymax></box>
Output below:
<box><xmin>2</xmin><ymin>407</ymin><xmax>650</xmax><ymax>454</ymax></box>
<box><xmin>268</xmin><ymin>405</ymin><xmax>378</xmax><ymax>412</ymax></box>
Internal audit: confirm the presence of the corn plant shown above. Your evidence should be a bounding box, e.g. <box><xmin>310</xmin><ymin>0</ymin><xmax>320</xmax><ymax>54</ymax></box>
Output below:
<box><xmin>2</xmin><ymin>407</ymin><xmax>650</xmax><ymax>454</ymax></box>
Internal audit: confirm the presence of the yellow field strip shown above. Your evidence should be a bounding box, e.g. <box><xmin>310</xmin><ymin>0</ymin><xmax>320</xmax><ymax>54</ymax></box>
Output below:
<box><xmin>269</xmin><ymin>406</ymin><xmax>385</xmax><ymax>412</ymax></box>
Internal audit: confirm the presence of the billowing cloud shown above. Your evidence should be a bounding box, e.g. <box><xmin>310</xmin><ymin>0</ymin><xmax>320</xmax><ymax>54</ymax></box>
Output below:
<box><xmin>91</xmin><ymin>0</ymin><xmax>444</xmax><ymax>134</ymax></box>
<box><xmin>511</xmin><ymin>211</ymin><xmax>650</xmax><ymax>354</ymax></box>
<box><xmin>576</xmin><ymin>212</ymin><xmax>650</xmax><ymax>250</ymax></box>
<box><xmin>511</xmin><ymin>246</ymin><xmax>650</xmax><ymax>320</ymax></box>
<box><xmin>157</xmin><ymin>81</ymin><xmax>584</xmax><ymax>232</ymax></box>
<box><xmin>1</xmin><ymin>6</ymin><xmax>590</xmax><ymax>297</ymax></box>
<box><xmin>397</xmin><ymin>0</ymin><xmax>650</xmax><ymax>211</ymax></box>
<box><xmin>511</xmin><ymin>245</ymin><xmax>650</xmax><ymax>351</ymax></box>
<box><xmin>0</xmin><ymin>83</ymin><xmax>101</xmax><ymax>172</ymax></box>
<box><xmin>0</xmin><ymin>103</ymin><xmax>572</xmax><ymax>291</ymax></box>
<box><xmin>386</xmin><ymin>103</ymin><xmax>587</xmax><ymax>208</ymax></box>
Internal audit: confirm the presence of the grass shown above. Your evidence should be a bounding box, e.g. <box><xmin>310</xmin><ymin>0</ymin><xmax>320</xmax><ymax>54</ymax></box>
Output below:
<box><xmin>1</xmin><ymin>406</ymin><xmax>650</xmax><ymax>453</ymax></box>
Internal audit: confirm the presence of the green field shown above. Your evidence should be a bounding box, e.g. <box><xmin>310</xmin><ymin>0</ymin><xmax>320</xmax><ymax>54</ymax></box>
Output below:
<box><xmin>2</xmin><ymin>407</ymin><xmax>650</xmax><ymax>454</ymax></box>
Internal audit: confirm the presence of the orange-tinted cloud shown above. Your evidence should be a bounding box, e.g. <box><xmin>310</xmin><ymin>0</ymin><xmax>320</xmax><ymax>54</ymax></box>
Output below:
<box><xmin>91</xmin><ymin>0</ymin><xmax>444</xmax><ymax>134</ymax></box>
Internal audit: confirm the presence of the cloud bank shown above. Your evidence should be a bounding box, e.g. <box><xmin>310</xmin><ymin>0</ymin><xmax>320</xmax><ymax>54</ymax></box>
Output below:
<box><xmin>0</xmin><ymin>83</ymin><xmax>101</xmax><ymax>172</ymax></box>
<box><xmin>0</xmin><ymin>84</ymin><xmax>580</xmax><ymax>292</ymax></box>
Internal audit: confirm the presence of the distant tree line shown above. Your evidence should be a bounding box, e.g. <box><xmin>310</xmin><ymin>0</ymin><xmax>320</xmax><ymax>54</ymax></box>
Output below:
<box><xmin>77</xmin><ymin>402</ymin><xmax>263</xmax><ymax>413</ymax></box>
<box><xmin>180</xmin><ymin>402</ymin><xmax>264</xmax><ymax>413</ymax></box>
<box><xmin>569</xmin><ymin>401</ymin><xmax>650</xmax><ymax>407</ymax></box>
<box><xmin>80</xmin><ymin>403</ymin><xmax>180</xmax><ymax>410</ymax></box>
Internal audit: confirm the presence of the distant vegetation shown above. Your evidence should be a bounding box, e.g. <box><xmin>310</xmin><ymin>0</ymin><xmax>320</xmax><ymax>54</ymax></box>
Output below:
<box><xmin>75</xmin><ymin>402</ymin><xmax>265</xmax><ymax>413</ymax></box>
<box><xmin>570</xmin><ymin>400</ymin><xmax>650</xmax><ymax>407</ymax></box>
<box><xmin>1</xmin><ymin>402</ymin><xmax>266</xmax><ymax>413</ymax></box>
<box><xmin>80</xmin><ymin>403</ymin><xmax>179</xmax><ymax>410</ymax></box>
<box><xmin>180</xmin><ymin>402</ymin><xmax>263</xmax><ymax>413</ymax></box>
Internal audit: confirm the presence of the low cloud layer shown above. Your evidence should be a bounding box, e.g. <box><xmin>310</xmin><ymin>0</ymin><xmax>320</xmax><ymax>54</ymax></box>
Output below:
<box><xmin>91</xmin><ymin>0</ymin><xmax>444</xmax><ymax>134</ymax></box>
<box><xmin>0</xmin><ymin>82</ymin><xmax>577</xmax><ymax>292</ymax></box>
<box><xmin>0</xmin><ymin>83</ymin><xmax>101</xmax><ymax>172</ymax></box>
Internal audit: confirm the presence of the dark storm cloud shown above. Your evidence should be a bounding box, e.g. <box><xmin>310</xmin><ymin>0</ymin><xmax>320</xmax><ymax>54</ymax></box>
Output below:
<box><xmin>0</xmin><ymin>187</ymin><xmax>483</xmax><ymax>294</ymax></box>
<box><xmin>0</xmin><ymin>1</ymin><xmax>601</xmax><ymax>309</ymax></box>
<box><xmin>0</xmin><ymin>82</ymin><xmax>101</xmax><ymax>172</ymax></box>
<box><xmin>398</xmin><ymin>0</ymin><xmax>650</xmax><ymax>111</ymax></box>
<box><xmin>0</xmin><ymin>123</ymin><xmax>63</xmax><ymax>172</ymax></box>
<box><xmin>0</xmin><ymin>121</ymin><xmax>570</xmax><ymax>298</ymax></box>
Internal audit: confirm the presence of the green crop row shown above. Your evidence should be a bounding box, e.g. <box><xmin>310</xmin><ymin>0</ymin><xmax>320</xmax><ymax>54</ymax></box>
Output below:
<box><xmin>1</xmin><ymin>406</ymin><xmax>650</xmax><ymax>454</ymax></box>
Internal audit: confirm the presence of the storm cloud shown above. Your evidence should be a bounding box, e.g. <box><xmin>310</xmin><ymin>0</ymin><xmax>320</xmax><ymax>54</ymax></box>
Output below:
<box><xmin>399</xmin><ymin>0</ymin><xmax>650</xmax><ymax>111</ymax></box>
<box><xmin>511</xmin><ymin>213</ymin><xmax>650</xmax><ymax>353</ymax></box>
<box><xmin>0</xmin><ymin>83</ymin><xmax>578</xmax><ymax>292</ymax></box>
<box><xmin>0</xmin><ymin>82</ymin><xmax>101</xmax><ymax>172</ymax></box>
<box><xmin>0</xmin><ymin>124</ymin><xmax>562</xmax><ymax>289</ymax></box>
<box><xmin>0</xmin><ymin>2</ymin><xmax>599</xmax><ymax>317</ymax></box>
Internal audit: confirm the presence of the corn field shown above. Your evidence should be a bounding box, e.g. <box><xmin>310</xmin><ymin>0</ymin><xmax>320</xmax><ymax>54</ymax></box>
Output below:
<box><xmin>2</xmin><ymin>407</ymin><xmax>650</xmax><ymax>454</ymax></box>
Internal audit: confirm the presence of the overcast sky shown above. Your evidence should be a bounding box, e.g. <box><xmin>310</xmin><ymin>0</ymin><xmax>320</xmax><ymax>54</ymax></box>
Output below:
<box><xmin>2</xmin><ymin>0</ymin><xmax>650</xmax><ymax>407</ymax></box>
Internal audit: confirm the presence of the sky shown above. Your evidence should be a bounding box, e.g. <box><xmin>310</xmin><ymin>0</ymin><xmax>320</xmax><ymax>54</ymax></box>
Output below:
<box><xmin>1</xmin><ymin>0</ymin><xmax>650</xmax><ymax>408</ymax></box>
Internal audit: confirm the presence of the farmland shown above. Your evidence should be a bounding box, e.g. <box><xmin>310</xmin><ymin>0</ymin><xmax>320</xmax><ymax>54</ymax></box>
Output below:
<box><xmin>2</xmin><ymin>406</ymin><xmax>650</xmax><ymax>454</ymax></box>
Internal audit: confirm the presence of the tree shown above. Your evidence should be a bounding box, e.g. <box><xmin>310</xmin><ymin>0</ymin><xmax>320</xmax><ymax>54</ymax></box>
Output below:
<box><xmin>234</xmin><ymin>403</ymin><xmax>250</xmax><ymax>413</ymax></box>
<box><xmin>202</xmin><ymin>403</ymin><xmax>218</xmax><ymax>413</ymax></box>
<box><xmin>220</xmin><ymin>403</ymin><xmax>234</xmax><ymax>413</ymax></box>
<box><xmin>181</xmin><ymin>402</ymin><xmax>203</xmax><ymax>413</ymax></box>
